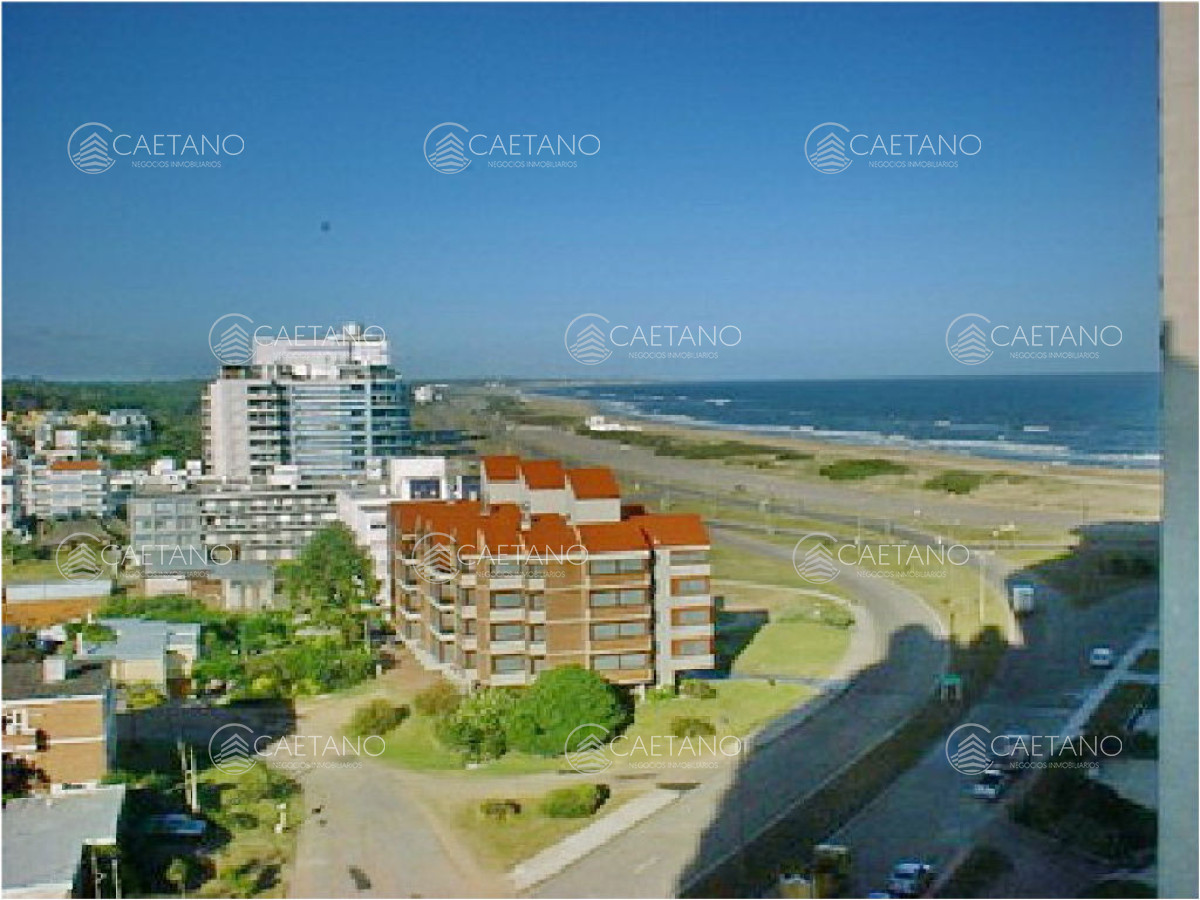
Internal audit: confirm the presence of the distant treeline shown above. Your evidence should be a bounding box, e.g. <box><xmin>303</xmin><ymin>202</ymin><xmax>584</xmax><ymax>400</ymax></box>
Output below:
<box><xmin>2</xmin><ymin>380</ymin><xmax>205</xmax><ymax>464</ymax></box>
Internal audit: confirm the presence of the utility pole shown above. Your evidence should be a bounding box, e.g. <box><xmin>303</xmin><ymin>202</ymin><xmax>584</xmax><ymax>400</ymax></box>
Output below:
<box><xmin>189</xmin><ymin>745</ymin><xmax>198</xmax><ymax>812</ymax></box>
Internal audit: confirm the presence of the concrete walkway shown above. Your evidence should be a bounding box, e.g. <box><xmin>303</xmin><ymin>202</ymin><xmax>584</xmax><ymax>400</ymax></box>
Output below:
<box><xmin>509</xmin><ymin>788</ymin><xmax>685</xmax><ymax>892</ymax></box>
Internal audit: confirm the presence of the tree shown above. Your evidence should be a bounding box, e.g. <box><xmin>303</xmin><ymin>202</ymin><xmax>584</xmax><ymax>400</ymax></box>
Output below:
<box><xmin>280</xmin><ymin>524</ymin><xmax>378</xmax><ymax>618</ymax></box>
<box><xmin>506</xmin><ymin>665</ymin><xmax>629</xmax><ymax>756</ymax></box>
<box><xmin>437</xmin><ymin>688</ymin><xmax>520</xmax><ymax>761</ymax></box>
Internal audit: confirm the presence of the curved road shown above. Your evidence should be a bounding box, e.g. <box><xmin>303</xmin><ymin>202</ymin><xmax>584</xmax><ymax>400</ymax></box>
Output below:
<box><xmin>530</xmin><ymin>527</ymin><xmax>947</xmax><ymax>898</ymax></box>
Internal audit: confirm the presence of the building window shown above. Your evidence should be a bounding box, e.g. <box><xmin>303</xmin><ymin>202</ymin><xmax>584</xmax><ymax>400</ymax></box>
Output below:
<box><xmin>591</xmin><ymin>621</ymin><xmax>648</xmax><ymax>640</ymax></box>
<box><xmin>672</xmin><ymin>608</ymin><xmax>712</xmax><ymax>626</ymax></box>
<box><xmin>674</xmin><ymin>640</ymin><xmax>712</xmax><ymax>657</ymax></box>
<box><xmin>489</xmin><ymin>560</ymin><xmax>522</xmax><ymax>577</ymax></box>
<box><xmin>529</xmin><ymin>625</ymin><xmax>547</xmax><ymax>643</ymax></box>
<box><xmin>593</xmin><ymin>652</ymin><xmax>650</xmax><ymax>671</ymax></box>
<box><xmin>464</xmin><ymin>651</ymin><xmax>477</xmax><ymax>670</ymax></box>
<box><xmin>670</xmin><ymin>550</ymin><xmax>709</xmax><ymax>566</ymax></box>
<box><xmin>462</xmin><ymin>618</ymin><xmax>477</xmax><ymax>636</ymax></box>
<box><xmin>490</xmin><ymin>592</ymin><xmax>523</xmax><ymax>609</ymax></box>
<box><xmin>589</xmin><ymin>558</ymin><xmax>644</xmax><ymax>576</ymax></box>
<box><xmin>673</xmin><ymin>577</ymin><xmax>709</xmax><ymax>596</ymax></box>
<box><xmin>491</xmin><ymin>624</ymin><xmax>524</xmax><ymax>642</ymax></box>
<box><xmin>2</xmin><ymin>710</ymin><xmax>28</xmax><ymax>735</ymax></box>
<box><xmin>589</xmin><ymin>589</ymin><xmax>646</xmax><ymax>608</ymax></box>
<box><xmin>492</xmin><ymin>655</ymin><xmax>526</xmax><ymax>674</ymax></box>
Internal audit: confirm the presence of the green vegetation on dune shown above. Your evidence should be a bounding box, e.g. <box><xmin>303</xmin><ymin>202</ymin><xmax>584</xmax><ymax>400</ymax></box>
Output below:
<box><xmin>817</xmin><ymin>458</ymin><xmax>910</xmax><ymax>480</ymax></box>
<box><xmin>578</xmin><ymin>425</ymin><xmax>813</xmax><ymax>462</ymax></box>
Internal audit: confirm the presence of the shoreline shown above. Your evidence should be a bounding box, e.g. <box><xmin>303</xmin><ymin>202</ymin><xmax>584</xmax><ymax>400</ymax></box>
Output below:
<box><xmin>510</xmin><ymin>388</ymin><xmax>1162</xmax><ymax>484</ymax></box>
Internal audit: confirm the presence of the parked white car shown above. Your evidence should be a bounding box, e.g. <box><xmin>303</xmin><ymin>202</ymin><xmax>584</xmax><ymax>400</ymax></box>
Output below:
<box><xmin>887</xmin><ymin>861</ymin><xmax>935</xmax><ymax>897</ymax></box>
<box><xmin>972</xmin><ymin>768</ymin><xmax>1009</xmax><ymax>800</ymax></box>
<box><xmin>1089</xmin><ymin>645</ymin><xmax>1115</xmax><ymax>668</ymax></box>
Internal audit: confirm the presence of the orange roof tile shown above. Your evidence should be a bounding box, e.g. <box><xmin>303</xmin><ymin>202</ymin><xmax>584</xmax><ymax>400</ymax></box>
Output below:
<box><xmin>520</xmin><ymin>459</ymin><xmax>566</xmax><ymax>490</ymax></box>
<box><xmin>49</xmin><ymin>460</ymin><xmax>102</xmax><ymax>472</ymax></box>
<box><xmin>566</xmin><ymin>467</ymin><xmax>621</xmax><ymax>500</ymax></box>
<box><xmin>524</xmin><ymin>514</ymin><xmax>581</xmax><ymax>555</ymax></box>
<box><xmin>577</xmin><ymin>521</ymin><xmax>650</xmax><ymax>554</ymax></box>
<box><xmin>481</xmin><ymin>455</ymin><xmax>521</xmax><ymax>482</ymax></box>
<box><xmin>631</xmin><ymin>514</ymin><xmax>710</xmax><ymax>548</ymax></box>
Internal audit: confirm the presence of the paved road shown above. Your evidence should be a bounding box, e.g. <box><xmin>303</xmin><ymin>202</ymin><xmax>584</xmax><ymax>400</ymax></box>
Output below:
<box><xmin>531</xmin><ymin>529</ymin><xmax>947</xmax><ymax>898</ymax></box>
<box><xmin>279</xmin><ymin>684</ymin><xmax>497</xmax><ymax>900</ymax></box>
<box><xmin>833</xmin><ymin>581</ymin><xmax>1158</xmax><ymax>897</ymax></box>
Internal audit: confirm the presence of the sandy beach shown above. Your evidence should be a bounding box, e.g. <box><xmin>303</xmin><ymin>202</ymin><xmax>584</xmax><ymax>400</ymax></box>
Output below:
<box><xmin>456</xmin><ymin>386</ymin><xmax>1162</xmax><ymax>532</ymax></box>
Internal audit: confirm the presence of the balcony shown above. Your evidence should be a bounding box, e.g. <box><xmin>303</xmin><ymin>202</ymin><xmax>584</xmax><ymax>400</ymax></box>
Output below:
<box><xmin>670</xmin><ymin>593</ymin><xmax>712</xmax><ymax>608</ymax></box>
<box><xmin>489</xmin><ymin>640</ymin><xmax>526</xmax><ymax>655</ymax></box>
<box><xmin>489</xmin><ymin>671</ymin><xmax>530</xmax><ymax>687</ymax></box>
<box><xmin>486</xmin><ymin>575</ymin><xmax>522</xmax><ymax>592</ymax></box>
<box><xmin>668</xmin><ymin>563</ymin><xmax>711</xmax><ymax>578</ymax></box>
<box><xmin>669</xmin><ymin>623</ymin><xmax>714</xmax><ymax>639</ymax></box>
<box><xmin>489</xmin><ymin>607</ymin><xmax>525</xmax><ymax>623</ymax></box>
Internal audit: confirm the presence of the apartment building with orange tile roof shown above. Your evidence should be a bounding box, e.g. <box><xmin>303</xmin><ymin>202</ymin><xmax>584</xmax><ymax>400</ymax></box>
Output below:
<box><xmin>390</xmin><ymin>456</ymin><xmax>714</xmax><ymax>688</ymax></box>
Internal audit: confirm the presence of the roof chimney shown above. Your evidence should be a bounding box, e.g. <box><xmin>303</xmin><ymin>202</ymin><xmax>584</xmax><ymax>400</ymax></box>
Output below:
<box><xmin>43</xmin><ymin>656</ymin><xmax>67</xmax><ymax>683</ymax></box>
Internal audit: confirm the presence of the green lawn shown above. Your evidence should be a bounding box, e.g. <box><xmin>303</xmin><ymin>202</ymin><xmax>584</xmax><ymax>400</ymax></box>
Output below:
<box><xmin>732</xmin><ymin>620</ymin><xmax>850</xmax><ymax>679</ymax></box>
<box><xmin>452</xmin><ymin>787</ymin><xmax>633</xmax><ymax>871</ymax></box>
<box><xmin>709</xmin><ymin>543</ymin><xmax>857</xmax><ymax>604</ymax></box>
<box><xmin>374</xmin><ymin>714</ymin><xmax>564</xmax><ymax>775</ymax></box>
<box><xmin>621</xmin><ymin>680</ymin><xmax>812</xmax><ymax>751</ymax></box>
<box><xmin>2</xmin><ymin>557</ymin><xmax>75</xmax><ymax>583</ymax></box>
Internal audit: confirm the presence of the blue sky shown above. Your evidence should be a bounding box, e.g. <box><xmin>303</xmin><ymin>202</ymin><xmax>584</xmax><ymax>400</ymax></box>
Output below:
<box><xmin>2</xmin><ymin>3</ymin><xmax>1160</xmax><ymax>381</ymax></box>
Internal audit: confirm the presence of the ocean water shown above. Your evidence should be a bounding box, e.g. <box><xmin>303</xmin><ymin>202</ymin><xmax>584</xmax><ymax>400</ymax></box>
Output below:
<box><xmin>536</xmin><ymin>373</ymin><xmax>1160</xmax><ymax>468</ymax></box>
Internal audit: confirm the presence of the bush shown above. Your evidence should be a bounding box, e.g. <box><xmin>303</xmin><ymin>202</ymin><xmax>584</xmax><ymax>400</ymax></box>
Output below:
<box><xmin>414</xmin><ymin>681</ymin><xmax>463</xmax><ymax>718</ymax></box>
<box><xmin>505</xmin><ymin>666</ymin><xmax>630</xmax><ymax>756</ymax></box>
<box><xmin>539</xmin><ymin>784</ymin><xmax>610</xmax><ymax>818</ymax></box>
<box><xmin>679</xmin><ymin>679</ymin><xmax>717</xmax><ymax>700</ymax></box>
<box><xmin>347</xmin><ymin>699</ymin><xmax>409</xmax><ymax>738</ymax></box>
<box><xmin>125</xmin><ymin>682</ymin><xmax>167</xmax><ymax>710</ymax></box>
<box><xmin>645</xmin><ymin>685</ymin><xmax>677</xmax><ymax>702</ymax></box>
<box><xmin>924</xmin><ymin>470</ymin><xmax>987</xmax><ymax>494</ymax></box>
<box><xmin>479</xmin><ymin>799</ymin><xmax>521</xmax><ymax>820</ymax></box>
<box><xmin>818</xmin><ymin>458</ymin><xmax>909</xmax><ymax>480</ymax></box>
<box><xmin>670</xmin><ymin>716</ymin><xmax>717</xmax><ymax>739</ymax></box>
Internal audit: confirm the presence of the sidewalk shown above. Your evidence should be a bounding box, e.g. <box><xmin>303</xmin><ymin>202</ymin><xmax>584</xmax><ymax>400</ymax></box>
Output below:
<box><xmin>509</xmin><ymin>787</ymin><xmax>685</xmax><ymax>892</ymax></box>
